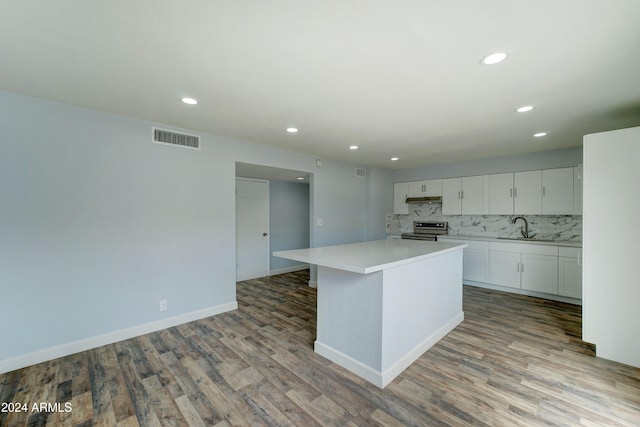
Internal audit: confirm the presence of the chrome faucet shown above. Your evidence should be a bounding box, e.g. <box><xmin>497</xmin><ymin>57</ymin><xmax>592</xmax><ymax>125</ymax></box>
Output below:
<box><xmin>512</xmin><ymin>216</ymin><xmax>530</xmax><ymax>238</ymax></box>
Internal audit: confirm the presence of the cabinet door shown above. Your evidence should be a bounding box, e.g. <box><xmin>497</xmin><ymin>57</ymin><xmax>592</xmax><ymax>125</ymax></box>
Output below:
<box><xmin>442</xmin><ymin>178</ymin><xmax>462</xmax><ymax>215</ymax></box>
<box><xmin>461</xmin><ymin>175</ymin><xmax>485</xmax><ymax>215</ymax></box>
<box><xmin>559</xmin><ymin>254</ymin><xmax>582</xmax><ymax>298</ymax></box>
<box><xmin>464</xmin><ymin>249</ymin><xmax>489</xmax><ymax>282</ymax></box>
<box><xmin>573</xmin><ymin>166</ymin><xmax>583</xmax><ymax>215</ymax></box>
<box><xmin>521</xmin><ymin>254</ymin><xmax>558</xmax><ymax>294</ymax></box>
<box><xmin>440</xmin><ymin>238</ymin><xmax>489</xmax><ymax>283</ymax></box>
<box><xmin>424</xmin><ymin>179</ymin><xmax>442</xmax><ymax>197</ymax></box>
<box><xmin>514</xmin><ymin>170</ymin><xmax>542</xmax><ymax>214</ymax></box>
<box><xmin>488</xmin><ymin>173</ymin><xmax>514</xmax><ymax>214</ymax></box>
<box><xmin>542</xmin><ymin>168</ymin><xmax>574</xmax><ymax>214</ymax></box>
<box><xmin>489</xmin><ymin>251</ymin><xmax>521</xmax><ymax>288</ymax></box>
<box><xmin>408</xmin><ymin>181</ymin><xmax>427</xmax><ymax>197</ymax></box>
<box><xmin>393</xmin><ymin>182</ymin><xmax>409</xmax><ymax>214</ymax></box>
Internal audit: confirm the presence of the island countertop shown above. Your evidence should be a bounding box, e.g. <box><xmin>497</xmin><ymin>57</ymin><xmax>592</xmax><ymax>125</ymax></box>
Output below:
<box><xmin>273</xmin><ymin>239</ymin><xmax>467</xmax><ymax>274</ymax></box>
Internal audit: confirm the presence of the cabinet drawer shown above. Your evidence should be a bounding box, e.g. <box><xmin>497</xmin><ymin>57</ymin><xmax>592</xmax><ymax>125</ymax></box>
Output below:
<box><xmin>559</xmin><ymin>246</ymin><xmax>581</xmax><ymax>258</ymax></box>
<box><xmin>490</xmin><ymin>241</ymin><xmax>557</xmax><ymax>256</ymax></box>
<box><xmin>464</xmin><ymin>240</ymin><xmax>489</xmax><ymax>251</ymax></box>
<box><xmin>439</xmin><ymin>239</ymin><xmax>488</xmax><ymax>251</ymax></box>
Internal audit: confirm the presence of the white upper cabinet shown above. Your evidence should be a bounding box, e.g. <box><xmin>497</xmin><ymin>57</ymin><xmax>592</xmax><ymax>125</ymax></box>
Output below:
<box><xmin>488</xmin><ymin>168</ymin><xmax>577</xmax><ymax>215</ymax></box>
<box><xmin>408</xmin><ymin>181</ymin><xmax>426</xmax><ymax>197</ymax></box>
<box><xmin>425</xmin><ymin>179</ymin><xmax>443</xmax><ymax>197</ymax></box>
<box><xmin>393</xmin><ymin>182</ymin><xmax>409</xmax><ymax>214</ymax></box>
<box><xmin>514</xmin><ymin>170</ymin><xmax>542</xmax><ymax>214</ymax></box>
<box><xmin>396</xmin><ymin>166</ymin><xmax>581</xmax><ymax>217</ymax></box>
<box><xmin>488</xmin><ymin>173</ymin><xmax>514</xmax><ymax>214</ymax></box>
<box><xmin>461</xmin><ymin>175</ymin><xmax>486</xmax><ymax>214</ymax></box>
<box><xmin>542</xmin><ymin>168</ymin><xmax>574</xmax><ymax>214</ymax></box>
<box><xmin>442</xmin><ymin>176</ymin><xmax>485</xmax><ymax>215</ymax></box>
<box><xmin>408</xmin><ymin>179</ymin><xmax>442</xmax><ymax>197</ymax></box>
<box><xmin>573</xmin><ymin>166</ymin><xmax>583</xmax><ymax>214</ymax></box>
<box><xmin>442</xmin><ymin>178</ymin><xmax>461</xmax><ymax>215</ymax></box>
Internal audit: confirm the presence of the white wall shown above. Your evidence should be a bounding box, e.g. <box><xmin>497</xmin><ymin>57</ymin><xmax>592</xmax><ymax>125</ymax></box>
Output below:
<box><xmin>0</xmin><ymin>91</ymin><xmax>384</xmax><ymax>372</ymax></box>
<box><xmin>365</xmin><ymin>167</ymin><xmax>394</xmax><ymax>241</ymax></box>
<box><xmin>269</xmin><ymin>180</ymin><xmax>310</xmax><ymax>273</ymax></box>
<box><xmin>583</xmin><ymin>126</ymin><xmax>640</xmax><ymax>368</ymax></box>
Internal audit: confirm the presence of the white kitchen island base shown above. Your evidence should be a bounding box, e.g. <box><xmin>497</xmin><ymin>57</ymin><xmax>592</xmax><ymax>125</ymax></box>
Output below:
<box><xmin>274</xmin><ymin>239</ymin><xmax>466</xmax><ymax>388</ymax></box>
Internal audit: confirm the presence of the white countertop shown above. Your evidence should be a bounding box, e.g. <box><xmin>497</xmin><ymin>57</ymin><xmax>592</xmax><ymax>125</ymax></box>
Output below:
<box><xmin>439</xmin><ymin>234</ymin><xmax>582</xmax><ymax>248</ymax></box>
<box><xmin>274</xmin><ymin>239</ymin><xmax>467</xmax><ymax>274</ymax></box>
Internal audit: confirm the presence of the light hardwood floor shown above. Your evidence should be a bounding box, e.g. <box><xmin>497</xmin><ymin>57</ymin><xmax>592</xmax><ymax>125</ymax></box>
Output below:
<box><xmin>1</xmin><ymin>270</ymin><xmax>639</xmax><ymax>426</ymax></box>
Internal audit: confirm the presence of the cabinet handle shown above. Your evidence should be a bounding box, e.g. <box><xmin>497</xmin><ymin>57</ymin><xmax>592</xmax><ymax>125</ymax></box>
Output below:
<box><xmin>521</xmin><ymin>263</ymin><xmax>524</xmax><ymax>273</ymax></box>
<box><xmin>461</xmin><ymin>190</ymin><xmax>464</xmax><ymax>199</ymax></box>
<box><xmin>514</xmin><ymin>188</ymin><xmax>518</xmax><ymax>197</ymax></box>
<box><xmin>517</xmin><ymin>262</ymin><xmax>519</xmax><ymax>272</ymax></box>
<box><xmin>543</xmin><ymin>186</ymin><xmax>546</xmax><ymax>197</ymax></box>
<box><xmin>510</xmin><ymin>188</ymin><xmax>513</xmax><ymax>198</ymax></box>
<box><xmin>458</xmin><ymin>191</ymin><xmax>461</xmax><ymax>199</ymax></box>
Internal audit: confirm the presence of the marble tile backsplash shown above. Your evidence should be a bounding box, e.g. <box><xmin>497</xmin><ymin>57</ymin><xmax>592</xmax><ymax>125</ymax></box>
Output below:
<box><xmin>386</xmin><ymin>202</ymin><xmax>582</xmax><ymax>241</ymax></box>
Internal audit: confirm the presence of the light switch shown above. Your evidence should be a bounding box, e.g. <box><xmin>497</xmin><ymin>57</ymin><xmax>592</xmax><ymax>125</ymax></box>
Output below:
<box><xmin>317</xmin><ymin>218</ymin><xmax>323</xmax><ymax>227</ymax></box>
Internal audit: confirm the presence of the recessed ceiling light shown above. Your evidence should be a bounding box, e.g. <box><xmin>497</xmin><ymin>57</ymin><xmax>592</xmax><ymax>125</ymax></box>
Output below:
<box><xmin>533</xmin><ymin>132</ymin><xmax>547</xmax><ymax>137</ymax></box>
<box><xmin>349</xmin><ymin>145</ymin><xmax>358</xmax><ymax>150</ymax></box>
<box><xmin>481</xmin><ymin>52</ymin><xmax>508</xmax><ymax>65</ymax></box>
<box><xmin>296</xmin><ymin>177</ymin><xmax>305</xmax><ymax>181</ymax></box>
<box><xmin>286</xmin><ymin>127</ymin><xmax>298</xmax><ymax>133</ymax></box>
<box><xmin>181</xmin><ymin>97</ymin><xmax>198</xmax><ymax>105</ymax></box>
<box><xmin>391</xmin><ymin>157</ymin><xmax>399</xmax><ymax>161</ymax></box>
<box><xmin>516</xmin><ymin>105</ymin><xmax>534</xmax><ymax>113</ymax></box>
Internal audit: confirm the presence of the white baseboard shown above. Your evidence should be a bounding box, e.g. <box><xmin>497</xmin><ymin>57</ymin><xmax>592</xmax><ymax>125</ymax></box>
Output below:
<box><xmin>269</xmin><ymin>264</ymin><xmax>310</xmax><ymax>276</ymax></box>
<box><xmin>314</xmin><ymin>311</ymin><xmax>464</xmax><ymax>388</ymax></box>
<box><xmin>380</xmin><ymin>312</ymin><xmax>464</xmax><ymax>387</ymax></box>
<box><xmin>0</xmin><ymin>301</ymin><xmax>238</xmax><ymax>374</ymax></box>
<box><xmin>314</xmin><ymin>341</ymin><xmax>384</xmax><ymax>387</ymax></box>
<box><xmin>463</xmin><ymin>280</ymin><xmax>582</xmax><ymax>305</ymax></box>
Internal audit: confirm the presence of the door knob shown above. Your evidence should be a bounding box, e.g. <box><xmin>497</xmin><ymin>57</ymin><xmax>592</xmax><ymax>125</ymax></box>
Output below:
<box><xmin>263</xmin><ymin>232</ymin><xmax>268</xmax><ymax>236</ymax></box>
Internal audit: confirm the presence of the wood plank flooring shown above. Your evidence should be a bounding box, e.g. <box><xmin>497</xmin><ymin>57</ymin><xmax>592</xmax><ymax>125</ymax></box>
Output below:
<box><xmin>1</xmin><ymin>270</ymin><xmax>639</xmax><ymax>426</ymax></box>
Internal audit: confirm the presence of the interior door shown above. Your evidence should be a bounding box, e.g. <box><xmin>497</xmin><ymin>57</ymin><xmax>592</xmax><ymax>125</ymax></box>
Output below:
<box><xmin>236</xmin><ymin>178</ymin><xmax>269</xmax><ymax>281</ymax></box>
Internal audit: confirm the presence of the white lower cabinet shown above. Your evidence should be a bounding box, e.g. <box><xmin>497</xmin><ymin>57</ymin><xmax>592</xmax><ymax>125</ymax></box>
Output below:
<box><xmin>489</xmin><ymin>241</ymin><xmax>558</xmax><ymax>293</ymax></box>
<box><xmin>521</xmin><ymin>253</ymin><xmax>559</xmax><ymax>294</ymax></box>
<box><xmin>559</xmin><ymin>247</ymin><xmax>582</xmax><ymax>298</ymax></box>
<box><xmin>440</xmin><ymin>237</ymin><xmax>580</xmax><ymax>301</ymax></box>
<box><xmin>440</xmin><ymin>239</ymin><xmax>489</xmax><ymax>282</ymax></box>
<box><xmin>489</xmin><ymin>250</ymin><xmax>521</xmax><ymax>288</ymax></box>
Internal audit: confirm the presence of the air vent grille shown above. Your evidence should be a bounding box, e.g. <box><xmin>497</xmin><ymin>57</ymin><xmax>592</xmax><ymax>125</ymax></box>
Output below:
<box><xmin>355</xmin><ymin>168</ymin><xmax>366</xmax><ymax>177</ymax></box>
<box><xmin>153</xmin><ymin>128</ymin><xmax>200</xmax><ymax>149</ymax></box>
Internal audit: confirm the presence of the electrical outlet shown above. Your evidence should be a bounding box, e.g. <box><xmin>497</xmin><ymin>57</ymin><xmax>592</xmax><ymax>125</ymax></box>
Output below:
<box><xmin>159</xmin><ymin>300</ymin><xmax>167</xmax><ymax>312</ymax></box>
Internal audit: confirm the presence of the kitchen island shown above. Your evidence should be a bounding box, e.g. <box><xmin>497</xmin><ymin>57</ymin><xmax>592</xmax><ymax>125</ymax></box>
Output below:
<box><xmin>274</xmin><ymin>239</ymin><xmax>467</xmax><ymax>388</ymax></box>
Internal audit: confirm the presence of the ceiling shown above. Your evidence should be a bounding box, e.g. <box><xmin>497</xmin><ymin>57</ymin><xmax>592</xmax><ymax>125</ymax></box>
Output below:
<box><xmin>2</xmin><ymin>1</ymin><xmax>639</xmax><ymax>170</ymax></box>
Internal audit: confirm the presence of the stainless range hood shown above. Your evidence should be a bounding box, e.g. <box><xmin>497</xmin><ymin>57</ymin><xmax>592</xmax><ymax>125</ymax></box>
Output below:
<box><xmin>405</xmin><ymin>196</ymin><xmax>442</xmax><ymax>203</ymax></box>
